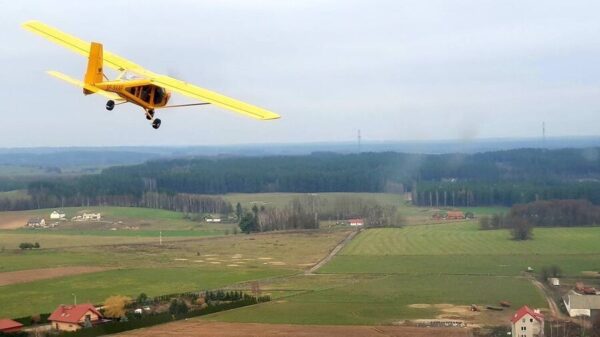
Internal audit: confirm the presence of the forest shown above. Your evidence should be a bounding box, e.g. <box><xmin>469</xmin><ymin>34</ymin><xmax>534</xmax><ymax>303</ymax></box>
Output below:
<box><xmin>0</xmin><ymin>147</ymin><xmax>598</xmax><ymax>211</ymax></box>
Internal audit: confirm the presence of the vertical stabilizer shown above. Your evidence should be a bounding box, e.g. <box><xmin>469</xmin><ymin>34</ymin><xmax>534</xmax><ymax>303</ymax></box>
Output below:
<box><xmin>84</xmin><ymin>42</ymin><xmax>103</xmax><ymax>94</ymax></box>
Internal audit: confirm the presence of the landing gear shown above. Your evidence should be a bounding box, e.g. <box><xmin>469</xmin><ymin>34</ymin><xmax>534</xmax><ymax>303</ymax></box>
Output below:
<box><xmin>145</xmin><ymin>109</ymin><xmax>161</xmax><ymax>130</ymax></box>
<box><xmin>145</xmin><ymin>109</ymin><xmax>154</xmax><ymax>120</ymax></box>
<box><xmin>106</xmin><ymin>100</ymin><xmax>115</xmax><ymax>111</ymax></box>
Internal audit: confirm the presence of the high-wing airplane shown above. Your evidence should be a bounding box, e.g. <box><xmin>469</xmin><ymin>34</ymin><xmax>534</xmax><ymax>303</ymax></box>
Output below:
<box><xmin>22</xmin><ymin>20</ymin><xmax>280</xmax><ymax>129</ymax></box>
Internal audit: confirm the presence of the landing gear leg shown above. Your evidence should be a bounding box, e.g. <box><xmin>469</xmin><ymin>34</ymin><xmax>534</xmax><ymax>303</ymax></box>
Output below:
<box><xmin>106</xmin><ymin>100</ymin><xmax>115</xmax><ymax>111</ymax></box>
<box><xmin>145</xmin><ymin>109</ymin><xmax>154</xmax><ymax>120</ymax></box>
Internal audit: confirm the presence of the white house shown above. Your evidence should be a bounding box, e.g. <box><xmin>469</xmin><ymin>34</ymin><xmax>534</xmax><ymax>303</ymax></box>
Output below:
<box><xmin>511</xmin><ymin>305</ymin><xmax>544</xmax><ymax>337</ymax></box>
<box><xmin>563</xmin><ymin>290</ymin><xmax>600</xmax><ymax>317</ymax></box>
<box><xmin>348</xmin><ymin>218</ymin><xmax>364</xmax><ymax>226</ymax></box>
<box><xmin>206</xmin><ymin>218</ymin><xmax>221</xmax><ymax>223</ymax></box>
<box><xmin>549</xmin><ymin>278</ymin><xmax>560</xmax><ymax>286</ymax></box>
<box><xmin>50</xmin><ymin>211</ymin><xmax>66</xmax><ymax>220</ymax></box>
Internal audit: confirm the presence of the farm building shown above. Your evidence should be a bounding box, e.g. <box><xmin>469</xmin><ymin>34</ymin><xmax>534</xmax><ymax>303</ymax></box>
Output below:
<box><xmin>49</xmin><ymin>304</ymin><xmax>104</xmax><ymax>332</ymax></box>
<box><xmin>73</xmin><ymin>213</ymin><xmax>102</xmax><ymax>221</ymax></box>
<box><xmin>549</xmin><ymin>278</ymin><xmax>560</xmax><ymax>286</ymax></box>
<box><xmin>563</xmin><ymin>290</ymin><xmax>600</xmax><ymax>317</ymax></box>
<box><xmin>446</xmin><ymin>211</ymin><xmax>465</xmax><ymax>220</ymax></box>
<box><xmin>50</xmin><ymin>210</ymin><xmax>66</xmax><ymax>219</ymax></box>
<box><xmin>510</xmin><ymin>305</ymin><xmax>544</xmax><ymax>337</ymax></box>
<box><xmin>348</xmin><ymin>218</ymin><xmax>364</xmax><ymax>226</ymax></box>
<box><xmin>206</xmin><ymin>218</ymin><xmax>221</xmax><ymax>223</ymax></box>
<box><xmin>0</xmin><ymin>319</ymin><xmax>23</xmax><ymax>333</ymax></box>
<box><xmin>26</xmin><ymin>217</ymin><xmax>46</xmax><ymax>228</ymax></box>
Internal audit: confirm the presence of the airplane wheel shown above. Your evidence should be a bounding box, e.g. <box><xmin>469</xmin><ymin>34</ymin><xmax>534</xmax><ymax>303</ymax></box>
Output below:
<box><xmin>146</xmin><ymin>109</ymin><xmax>155</xmax><ymax>120</ymax></box>
<box><xmin>106</xmin><ymin>100</ymin><xmax>115</xmax><ymax>111</ymax></box>
<box><xmin>152</xmin><ymin>118</ymin><xmax>161</xmax><ymax>129</ymax></box>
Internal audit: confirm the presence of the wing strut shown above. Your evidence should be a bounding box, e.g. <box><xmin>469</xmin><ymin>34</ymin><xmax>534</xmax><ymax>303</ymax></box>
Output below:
<box><xmin>160</xmin><ymin>103</ymin><xmax>211</xmax><ymax>109</ymax></box>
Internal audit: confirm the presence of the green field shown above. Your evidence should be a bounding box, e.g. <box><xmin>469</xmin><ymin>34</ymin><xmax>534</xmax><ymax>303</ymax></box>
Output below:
<box><xmin>1</xmin><ymin>267</ymin><xmax>294</xmax><ymax>318</ymax></box>
<box><xmin>321</xmin><ymin>223</ymin><xmax>600</xmax><ymax>276</ymax></box>
<box><xmin>223</xmin><ymin>192</ymin><xmax>405</xmax><ymax>209</ymax></box>
<box><xmin>208</xmin><ymin>274</ymin><xmax>544</xmax><ymax>325</ymax></box>
<box><xmin>1</xmin><ymin>194</ymin><xmax>596</xmax><ymax>326</ymax></box>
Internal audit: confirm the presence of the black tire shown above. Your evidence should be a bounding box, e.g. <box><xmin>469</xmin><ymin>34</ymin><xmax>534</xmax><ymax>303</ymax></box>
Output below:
<box><xmin>152</xmin><ymin>118</ymin><xmax>161</xmax><ymax>129</ymax></box>
<box><xmin>106</xmin><ymin>100</ymin><xmax>115</xmax><ymax>111</ymax></box>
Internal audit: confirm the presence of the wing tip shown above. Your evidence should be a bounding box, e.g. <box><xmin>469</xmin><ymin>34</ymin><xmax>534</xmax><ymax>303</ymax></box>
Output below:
<box><xmin>21</xmin><ymin>20</ymin><xmax>41</xmax><ymax>29</ymax></box>
<box><xmin>262</xmin><ymin>114</ymin><xmax>281</xmax><ymax>120</ymax></box>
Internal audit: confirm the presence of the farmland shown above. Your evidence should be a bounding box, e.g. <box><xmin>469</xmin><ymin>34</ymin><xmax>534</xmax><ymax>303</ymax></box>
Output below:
<box><xmin>1</xmin><ymin>192</ymin><xmax>599</xmax><ymax>327</ymax></box>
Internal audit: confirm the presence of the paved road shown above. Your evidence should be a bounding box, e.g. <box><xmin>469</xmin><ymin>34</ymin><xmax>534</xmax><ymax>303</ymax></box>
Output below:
<box><xmin>305</xmin><ymin>229</ymin><xmax>360</xmax><ymax>274</ymax></box>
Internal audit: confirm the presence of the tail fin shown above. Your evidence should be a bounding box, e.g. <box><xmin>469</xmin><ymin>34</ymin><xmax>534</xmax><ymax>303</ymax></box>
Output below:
<box><xmin>84</xmin><ymin>42</ymin><xmax>103</xmax><ymax>94</ymax></box>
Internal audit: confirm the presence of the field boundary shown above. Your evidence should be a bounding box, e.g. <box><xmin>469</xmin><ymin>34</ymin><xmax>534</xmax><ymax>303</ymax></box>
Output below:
<box><xmin>306</xmin><ymin>229</ymin><xmax>360</xmax><ymax>274</ymax></box>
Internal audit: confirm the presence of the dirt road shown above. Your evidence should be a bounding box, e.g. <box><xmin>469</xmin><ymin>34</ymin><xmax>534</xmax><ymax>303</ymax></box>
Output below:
<box><xmin>114</xmin><ymin>321</ymin><xmax>471</xmax><ymax>337</ymax></box>
<box><xmin>0</xmin><ymin>266</ymin><xmax>110</xmax><ymax>286</ymax></box>
<box><xmin>305</xmin><ymin>229</ymin><xmax>359</xmax><ymax>274</ymax></box>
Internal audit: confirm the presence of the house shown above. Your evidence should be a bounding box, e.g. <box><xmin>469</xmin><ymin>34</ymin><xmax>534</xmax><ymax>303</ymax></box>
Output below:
<box><xmin>549</xmin><ymin>278</ymin><xmax>560</xmax><ymax>286</ymax></box>
<box><xmin>348</xmin><ymin>218</ymin><xmax>364</xmax><ymax>226</ymax></box>
<box><xmin>0</xmin><ymin>319</ymin><xmax>23</xmax><ymax>333</ymax></box>
<box><xmin>26</xmin><ymin>217</ymin><xmax>46</xmax><ymax>228</ymax></box>
<box><xmin>49</xmin><ymin>304</ymin><xmax>104</xmax><ymax>332</ymax></box>
<box><xmin>50</xmin><ymin>210</ymin><xmax>66</xmax><ymax>219</ymax></box>
<box><xmin>510</xmin><ymin>305</ymin><xmax>544</xmax><ymax>337</ymax></box>
<box><xmin>446</xmin><ymin>211</ymin><xmax>465</xmax><ymax>220</ymax></box>
<box><xmin>206</xmin><ymin>218</ymin><xmax>221</xmax><ymax>223</ymax></box>
<box><xmin>563</xmin><ymin>290</ymin><xmax>600</xmax><ymax>317</ymax></box>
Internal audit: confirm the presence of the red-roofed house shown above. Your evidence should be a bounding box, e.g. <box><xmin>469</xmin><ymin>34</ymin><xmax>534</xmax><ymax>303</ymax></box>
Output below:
<box><xmin>348</xmin><ymin>219</ymin><xmax>364</xmax><ymax>227</ymax></box>
<box><xmin>511</xmin><ymin>305</ymin><xmax>545</xmax><ymax>337</ymax></box>
<box><xmin>49</xmin><ymin>304</ymin><xmax>103</xmax><ymax>332</ymax></box>
<box><xmin>446</xmin><ymin>211</ymin><xmax>465</xmax><ymax>220</ymax></box>
<box><xmin>0</xmin><ymin>319</ymin><xmax>23</xmax><ymax>333</ymax></box>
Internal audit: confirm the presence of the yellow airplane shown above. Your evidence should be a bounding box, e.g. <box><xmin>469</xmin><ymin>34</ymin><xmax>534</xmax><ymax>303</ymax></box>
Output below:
<box><xmin>22</xmin><ymin>20</ymin><xmax>280</xmax><ymax>129</ymax></box>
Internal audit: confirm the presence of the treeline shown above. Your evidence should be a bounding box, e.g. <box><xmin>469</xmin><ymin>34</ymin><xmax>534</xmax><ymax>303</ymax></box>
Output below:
<box><xmin>511</xmin><ymin>199</ymin><xmax>600</xmax><ymax>227</ymax></box>
<box><xmin>479</xmin><ymin>199</ymin><xmax>600</xmax><ymax>240</ymax></box>
<box><xmin>19</xmin><ymin>179</ymin><xmax>232</xmax><ymax>214</ymax></box>
<box><xmin>413</xmin><ymin>181</ymin><xmax>600</xmax><ymax>207</ymax></box>
<box><xmin>239</xmin><ymin>195</ymin><xmax>404</xmax><ymax>233</ymax></box>
<box><xmin>15</xmin><ymin>147</ymin><xmax>600</xmax><ymax>209</ymax></box>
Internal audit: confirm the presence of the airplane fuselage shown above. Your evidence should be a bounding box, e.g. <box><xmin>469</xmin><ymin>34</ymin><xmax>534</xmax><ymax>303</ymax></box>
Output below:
<box><xmin>95</xmin><ymin>80</ymin><xmax>171</xmax><ymax>111</ymax></box>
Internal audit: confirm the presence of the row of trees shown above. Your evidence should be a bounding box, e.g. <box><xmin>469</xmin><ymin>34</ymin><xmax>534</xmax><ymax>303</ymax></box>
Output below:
<box><xmin>479</xmin><ymin>199</ymin><xmax>600</xmax><ymax>240</ymax></box>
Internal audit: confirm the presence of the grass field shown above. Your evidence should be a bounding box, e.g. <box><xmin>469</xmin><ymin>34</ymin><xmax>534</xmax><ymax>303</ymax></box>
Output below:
<box><xmin>0</xmin><ymin>206</ymin><xmax>238</xmax><ymax>233</ymax></box>
<box><xmin>321</xmin><ymin>223</ymin><xmax>600</xmax><ymax>276</ymax></box>
<box><xmin>205</xmin><ymin>221</ymin><xmax>600</xmax><ymax>325</ymax></box>
<box><xmin>223</xmin><ymin>192</ymin><xmax>405</xmax><ymax>209</ymax></box>
<box><xmin>0</xmin><ymin>267</ymin><xmax>294</xmax><ymax>318</ymax></box>
<box><xmin>0</xmin><ymin>228</ymin><xmax>349</xmax><ymax>317</ymax></box>
<box><xmin>207</xmin><ymin>273</ymin><xmax>544</xmax><ymax>325</ymax></box>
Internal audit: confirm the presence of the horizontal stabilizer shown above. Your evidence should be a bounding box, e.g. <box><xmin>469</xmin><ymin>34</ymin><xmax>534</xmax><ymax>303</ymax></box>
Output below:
<box><xmin>47</xmin><ymin>71</ymin><xmax>121</xmax><ymax>100</ymax></box>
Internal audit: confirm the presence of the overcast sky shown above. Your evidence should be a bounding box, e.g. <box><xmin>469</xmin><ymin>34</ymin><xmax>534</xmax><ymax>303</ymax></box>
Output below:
<box><xmin>1</xmin><ymin>0</ymin><xmax>600</xmax><ymax>147</ymax></box>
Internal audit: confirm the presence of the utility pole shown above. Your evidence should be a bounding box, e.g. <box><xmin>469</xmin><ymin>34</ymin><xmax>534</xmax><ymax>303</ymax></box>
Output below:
<box><xmin>71</xmin><ymin>293</ymin><xmax>77</xmax><ymax>305</ymax></box>
<box><xmin>542</xmin><ymin>121</ymin><xmax>546</xmax><ymax>149</ymax></box>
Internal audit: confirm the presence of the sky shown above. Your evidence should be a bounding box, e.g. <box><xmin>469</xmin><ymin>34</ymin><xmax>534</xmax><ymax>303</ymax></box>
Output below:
<box><xmin>1</xmin><ymin>0</ymin><xmax>600</xmax><ymax>147</ymax></box>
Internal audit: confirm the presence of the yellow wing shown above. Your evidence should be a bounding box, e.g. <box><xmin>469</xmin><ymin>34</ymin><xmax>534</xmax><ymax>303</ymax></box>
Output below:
<box><xmin>150</xmin><ymin>75</ymin><xmax>280</xmax><ymax>120</ymax></box>
<box><xmin>47</xmin><ymin>71</ymin><xmax>122</xmax><ymax>100</ymax></box>
<box><xmin>22</xmin><ymin>20</ymin><xmax>141</xmax><ymax>71</ymax></box>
